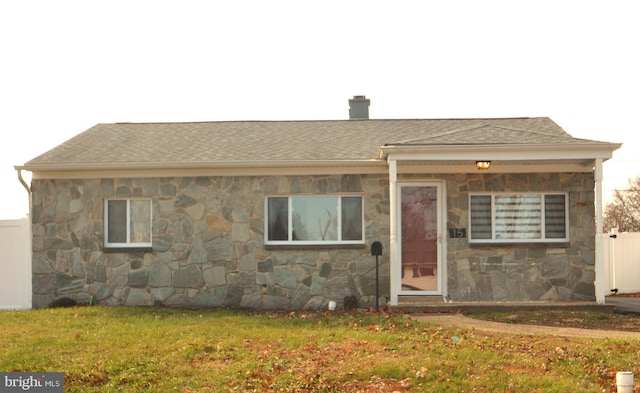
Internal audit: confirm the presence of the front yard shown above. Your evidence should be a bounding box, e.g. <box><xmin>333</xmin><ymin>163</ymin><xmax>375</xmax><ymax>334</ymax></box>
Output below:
<box><xmin>1</xmin><ymin>307</ymin><xmax>638</xmax><ymax>392</ymax></box>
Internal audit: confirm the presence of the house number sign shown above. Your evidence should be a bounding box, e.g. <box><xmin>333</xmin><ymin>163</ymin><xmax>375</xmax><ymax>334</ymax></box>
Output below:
<box><xmin>449</xmin><ymin>228</ymin><xmax>467</xmax><ymax>238</ymax></box>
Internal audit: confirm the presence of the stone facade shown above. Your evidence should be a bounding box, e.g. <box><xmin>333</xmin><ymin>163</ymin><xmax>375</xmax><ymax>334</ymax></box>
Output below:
<box><xmin>30</xmin><ymin>174</ymin><xmax>391</xmax><ymax>309</ymax></box>
<box><xmin>441</xmin><ymin>172</ymin><xmax>596</xmax><ymax>302</ymax></box>
<box><xmin>30</xmin><ymin>171</ymin><xmax>596</xmax><ymax>309</ymax></box>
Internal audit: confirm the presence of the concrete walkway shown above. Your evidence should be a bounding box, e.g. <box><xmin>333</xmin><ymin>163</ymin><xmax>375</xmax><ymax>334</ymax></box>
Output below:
<box><xmin>411</xmin><ymin>313</ymin><xmax>640</xmax><ymax>340</ymax></box>
<box><xmin>606</xmin><ymin>296</ymin><xmax>640</xmax><ymax>315</ymax></box>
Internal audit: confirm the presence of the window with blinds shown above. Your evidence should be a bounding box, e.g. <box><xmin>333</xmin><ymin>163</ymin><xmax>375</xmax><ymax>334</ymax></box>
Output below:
<box><xmin>469</xmin><ymin>193</ymin><xmax>568</xmax><ymax>243</ymax></box>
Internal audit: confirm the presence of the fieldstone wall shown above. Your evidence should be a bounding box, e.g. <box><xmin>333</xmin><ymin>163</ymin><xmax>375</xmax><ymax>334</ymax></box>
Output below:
<box><xmin>443</xmin><ymin>172</ymin><xmax>596</xmax><ymax>302</ymax></box>
<box><xmin>30</xmin><ymin>171</ymin><xmax>596</xmax><ymax>309</ymax></box>
<box><xmin>30</xmin><ymin>175</ymin><xmax>391</xmax><ymax>309</ymax></box>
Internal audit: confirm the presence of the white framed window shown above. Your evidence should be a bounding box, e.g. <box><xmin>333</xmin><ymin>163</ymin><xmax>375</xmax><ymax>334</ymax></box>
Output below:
<box><xmin>469</xmin><ymin>192</ymin><xmax>568</xmax><ymax>243</ymax></box>
<box><xmin>265</xmin><ymin>195</ymin><xmax>364</xmax><ymax>245</ymax></box>
<box><xmin>104</xmin><ymin>198</ymin><xmax>152</xmax><ymax>248</ymax></box>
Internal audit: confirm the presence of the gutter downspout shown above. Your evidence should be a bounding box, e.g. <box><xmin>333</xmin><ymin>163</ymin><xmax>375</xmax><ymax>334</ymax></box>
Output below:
<box><xmin>17</xmin><ymin>169</ymin><xmax>31</xmax><ymax>195</ymax></box>
<box><xmin>594</xmin><ymin>158</ymin><xmax>605</xmax><ymax>305</ymax></box>
<box><xmin>16</xmin><ymin>168</ymin><xmax>33</xmax><ymax>309</ymax></box>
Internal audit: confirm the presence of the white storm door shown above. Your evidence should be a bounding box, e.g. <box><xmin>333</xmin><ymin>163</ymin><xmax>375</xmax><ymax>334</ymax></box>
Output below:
<box><xmin>398</xmin><ymin>183</ymin><xmax>444</xmax><ymax>295</ymax></box>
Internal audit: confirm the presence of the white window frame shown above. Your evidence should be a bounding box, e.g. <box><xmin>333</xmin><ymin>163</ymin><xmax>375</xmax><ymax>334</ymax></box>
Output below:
<box><xmin>265</xmin><ymin>194</ymin><xmax>365</xmax><ymax>246</ymax></box>
<box><xmin>104</xmin><ymin>198</ymin><xmax>153</xmax><ymax>248</ymax></box>
<box><xmin>469</xmin><ymin>192</ymin><xmax>569</xmax><ymax>244</ymax></box>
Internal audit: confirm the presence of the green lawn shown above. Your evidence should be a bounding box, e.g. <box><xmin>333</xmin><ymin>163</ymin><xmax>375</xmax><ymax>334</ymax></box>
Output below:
<box><xmin>0</xmin><ymin>307</ymin><xmax>637</xmax><ymax>392</ymax></box>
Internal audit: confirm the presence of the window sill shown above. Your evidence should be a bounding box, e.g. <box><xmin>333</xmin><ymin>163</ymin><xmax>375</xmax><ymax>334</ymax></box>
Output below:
<box><xmin>469</xmin><ymin>240</ymin><xmax>570</xmax><ymax>246</ymax></box>
<box><xmin>264</xmin><ymin>244</ymin><xmax>366</xmax><ymax>250</ymax></box>
<box><xmin>103</xmin><ymin>247</ymin><xmax>153</xmax><ymax>253</ymax></box>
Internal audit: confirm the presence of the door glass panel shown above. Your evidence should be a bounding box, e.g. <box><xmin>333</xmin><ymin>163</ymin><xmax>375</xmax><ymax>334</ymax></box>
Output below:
<box><xmin>401</xmin><ymin>186</ymin><xmax>438</xmax><ymax>292</ymax></box>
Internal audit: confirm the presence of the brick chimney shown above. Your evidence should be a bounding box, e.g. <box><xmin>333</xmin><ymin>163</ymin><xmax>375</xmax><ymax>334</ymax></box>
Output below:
<box><xmin>348</xmin><ymin>95</ymin><xmax>370</xmax><ymax>120</ymax></box>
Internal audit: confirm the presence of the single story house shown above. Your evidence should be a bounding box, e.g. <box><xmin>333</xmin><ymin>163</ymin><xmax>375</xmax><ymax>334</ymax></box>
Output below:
<box><xmin>16</xmin><ymin>97</ymin><xmax>621</xmax><ymax>309</ymax></box>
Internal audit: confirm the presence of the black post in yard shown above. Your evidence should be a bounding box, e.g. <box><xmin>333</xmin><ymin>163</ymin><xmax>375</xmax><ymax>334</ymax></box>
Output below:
<box><xmin>375</xmin><ymin>254</ymin><xmax>379</xmax><ymax>309</ymax></box>
<box><xmin>371</xmin><ymin>241</ymin><xmax>383</xmax><ymax>310</ymax></box>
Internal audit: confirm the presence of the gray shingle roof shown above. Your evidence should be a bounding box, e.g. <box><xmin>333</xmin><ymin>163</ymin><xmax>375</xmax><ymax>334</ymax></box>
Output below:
<box><xmin>23</xmin><ymin>117</ymin><xmax>611</xmax><ymax>168</ymax></box>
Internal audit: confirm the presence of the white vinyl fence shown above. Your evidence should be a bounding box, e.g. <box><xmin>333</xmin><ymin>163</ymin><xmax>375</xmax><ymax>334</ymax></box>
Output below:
<box><xmin>604</xmin><ymin>231</ymin><xmax>640</xmax><ymax>295</ymax></box>
<box><xmin>0</xmin><ymin>217</ymin><xmax>31</xmax><ymax>310</ymax></box>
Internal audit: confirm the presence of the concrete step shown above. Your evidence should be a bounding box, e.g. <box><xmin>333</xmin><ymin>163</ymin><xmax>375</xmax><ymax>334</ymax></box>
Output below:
<box><xmin>398</xmin><ymin>295</ymin><xmax>446</xmax><ymax>304</ymax></box>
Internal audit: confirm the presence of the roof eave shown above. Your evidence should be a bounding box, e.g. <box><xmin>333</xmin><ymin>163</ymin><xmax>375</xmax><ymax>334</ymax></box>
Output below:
<box><xmin>15</xmin><ymin>159</ymin><xmax>386</xmax><ymax>173</ymax></box>
<box><xmin>379</xmin><ymin>142</ymin><xmax>622</xmax><ymax>161</ymax></box>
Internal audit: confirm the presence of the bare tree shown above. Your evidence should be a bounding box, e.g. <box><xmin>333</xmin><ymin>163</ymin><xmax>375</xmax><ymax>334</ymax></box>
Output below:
<box><xmin>603</xmin><ymin>176</ymin><xmax>640</xmax><ymax>232</ymax></box>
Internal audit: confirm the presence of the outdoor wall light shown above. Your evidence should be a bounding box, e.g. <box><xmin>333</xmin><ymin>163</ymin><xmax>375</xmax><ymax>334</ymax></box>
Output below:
<box><xmin>476</xmin><ymin>161</ymin><xmax>491</xmax><ymax>170</ymax></box>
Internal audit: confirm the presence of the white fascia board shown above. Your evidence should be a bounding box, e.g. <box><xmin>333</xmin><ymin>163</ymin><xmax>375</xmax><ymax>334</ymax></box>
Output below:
<box><xmin>380</xmin><ymin>143</ymin><xmax>621</xmax><ymax>161</ymax></box>
<box><xmin>397</xmin><ymin>162</ymin><xmax>595</xmax><ymax>173</ymax></box>
<box><xmin>21</xmin><ymin>160</ymin><xmax>388</xmax><ymax>180</ymax></box>
<box><xmin>16</xmin><ymin>159</ymin><xmax>383</xmax><ymax>172</ymax></box>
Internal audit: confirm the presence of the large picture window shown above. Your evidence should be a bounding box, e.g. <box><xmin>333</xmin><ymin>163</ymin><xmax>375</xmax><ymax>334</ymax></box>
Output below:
<box><xmin>266</xmin><ymin>195</ymin><xmax>364</xmax><ymax>245</ymax></box>
<box><xmin>469</xmin><ymin>192</ymin><xmax>568</xmax><ymax>243</ymax></box>
<box><xmin>104</xmin><ymin>199</ymin><xmax>152</xmax><ymax>248</ymax></box>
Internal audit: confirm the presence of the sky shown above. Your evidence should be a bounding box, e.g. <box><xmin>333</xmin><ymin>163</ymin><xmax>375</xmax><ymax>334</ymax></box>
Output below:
<box><xmin>1</xmin><ymin>1</ymin><xmax>638</xmax><ymax>219</ymax></box>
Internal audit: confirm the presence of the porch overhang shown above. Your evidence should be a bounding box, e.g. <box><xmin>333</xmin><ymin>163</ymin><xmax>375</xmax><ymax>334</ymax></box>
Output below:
<box><xmin>383</xmin><ymin>141</ymin><xmax>621</xmax><ymax>306</ymax></box>
<box><xmin>379</xmin><ymin>142</ymin><xmax>620</xmax><ymax>173</ymax></box>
